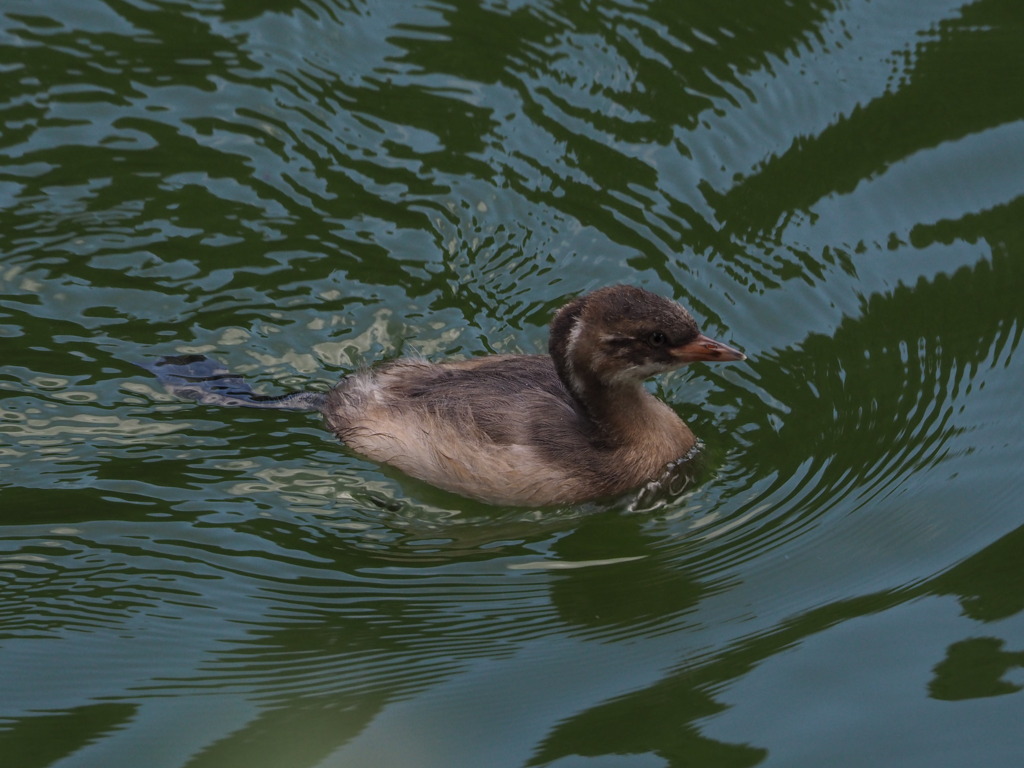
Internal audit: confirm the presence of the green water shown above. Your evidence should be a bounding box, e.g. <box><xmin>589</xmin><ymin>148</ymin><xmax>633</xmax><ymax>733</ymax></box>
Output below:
<box><xmin>2</xmin><ymin>1</ymin><xmax>1023</xmax><ymax>766</ymax></box>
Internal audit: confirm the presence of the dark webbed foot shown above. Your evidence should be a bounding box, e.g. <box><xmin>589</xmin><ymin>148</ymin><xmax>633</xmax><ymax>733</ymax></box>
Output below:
<box><xmin>142</xmin><ymin>355</ymin><xmax>326</xmax><ymax>411</ymax></box>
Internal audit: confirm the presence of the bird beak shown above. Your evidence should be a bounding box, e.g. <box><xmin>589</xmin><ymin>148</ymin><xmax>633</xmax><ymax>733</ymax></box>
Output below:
<box><xmin>671</xmin><ymin>333</ymin><xmax>746</xmax><ymax>363</ymax></box>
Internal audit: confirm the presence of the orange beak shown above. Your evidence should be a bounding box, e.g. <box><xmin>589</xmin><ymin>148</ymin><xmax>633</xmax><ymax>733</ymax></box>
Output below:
<box><xmin>671</xmin><ymin>333</ymin><xmax>746</xmax><ymax>363</ymax></box>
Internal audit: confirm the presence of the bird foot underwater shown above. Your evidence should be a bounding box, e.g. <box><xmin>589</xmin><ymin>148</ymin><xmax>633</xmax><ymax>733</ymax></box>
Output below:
<box><xmin>142</xmin><ymin>354</ymin><xmax>326</xmax><ymax>411</ymax></box>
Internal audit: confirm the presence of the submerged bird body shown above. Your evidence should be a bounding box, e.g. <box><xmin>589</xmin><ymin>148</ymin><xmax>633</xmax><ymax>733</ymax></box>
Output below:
<box><xmin>148</xmin><ymin>285</ymin><xmax>745</xmax><ymax>506</ymax></box>
<box><xmin>323</xmin><ymin>353</ymin><xmax>689</xmax><ymax>506</ymax></box>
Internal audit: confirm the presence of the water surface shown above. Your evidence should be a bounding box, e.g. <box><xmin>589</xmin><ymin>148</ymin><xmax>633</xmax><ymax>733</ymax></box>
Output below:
<box><xmin>2</xmin><ymin>1</ymin><xmax>1023</xmax><ymax>766</ymax></box>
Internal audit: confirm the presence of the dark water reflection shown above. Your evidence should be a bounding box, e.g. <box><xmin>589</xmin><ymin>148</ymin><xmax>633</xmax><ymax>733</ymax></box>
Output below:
<box><xmin>2</xmin><ymin>0</ymin><xmax>1024</xmax><ymax>766</ymax></box>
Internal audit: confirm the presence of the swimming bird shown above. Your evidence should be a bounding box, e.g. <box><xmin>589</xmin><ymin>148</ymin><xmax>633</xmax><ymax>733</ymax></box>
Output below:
<box><xmin>148</xmin><ymin>285</ymin><xmax>745</xmax><ymax>506</ymax></box>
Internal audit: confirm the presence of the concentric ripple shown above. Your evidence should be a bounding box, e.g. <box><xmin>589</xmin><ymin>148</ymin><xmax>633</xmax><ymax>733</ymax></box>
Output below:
<box><xmin>2</xmin><ymin>0</ymin><xmax>1024</xmax><ymax>765</ymax></box>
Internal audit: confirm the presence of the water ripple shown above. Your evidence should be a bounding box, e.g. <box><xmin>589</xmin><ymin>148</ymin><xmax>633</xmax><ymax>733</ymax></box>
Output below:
<box><xmin>653</xmin><ymin>245</ymin><xmax>1023</xmax><ymax>588</ymax></box>
<box><xmin>3</xmin><ymin>0</ymin><xmax>1024</xmax><ymax>762</ymax></box>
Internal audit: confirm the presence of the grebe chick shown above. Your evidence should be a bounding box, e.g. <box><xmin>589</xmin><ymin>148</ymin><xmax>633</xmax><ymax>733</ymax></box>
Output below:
<box><xmin>323</xmin><ymin>284</ymin><xmax>744</xmax><ymax>505</ymax></box>
<box><xmin>148</xmin><ymin>285</ymin><xmax>745</xmax><ymax>506</ymax></box>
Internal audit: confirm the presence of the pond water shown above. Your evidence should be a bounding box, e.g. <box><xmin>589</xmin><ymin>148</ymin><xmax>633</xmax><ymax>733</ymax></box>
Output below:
<box><xmin>2</xmin><ymin>1</ymin><xmax>1023</xmax><ymax>766</ymax></box>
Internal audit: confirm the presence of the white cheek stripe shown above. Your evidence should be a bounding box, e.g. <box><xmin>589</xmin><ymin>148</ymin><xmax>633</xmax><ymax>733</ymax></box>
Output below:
<box><xmin>566</xmin><ymin>319</ymin><xmax>584</xmax><ymax>356</ymax></box>
<box><xmin>564</xmin><ymin>318</ymin><xmax>586</xmax><ymax>395</ymax></box>
<box><xmin>606</xmin><ymin>361</ymin><xmax>674</xmax><ymax>386</ymax></box>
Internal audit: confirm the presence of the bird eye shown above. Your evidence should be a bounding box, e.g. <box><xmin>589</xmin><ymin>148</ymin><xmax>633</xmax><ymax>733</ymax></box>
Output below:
<box><xmin>648</xmin><ymin>331</ymin><xmax>667</xmax><ymax>347</ymax></box>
